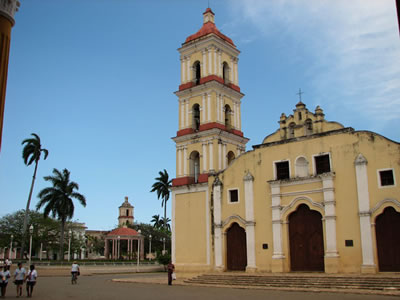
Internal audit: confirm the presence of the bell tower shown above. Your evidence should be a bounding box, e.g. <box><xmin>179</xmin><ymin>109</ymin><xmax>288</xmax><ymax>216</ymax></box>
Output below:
<box><xmin>118</xmin><ymin>196</ymin><xmax>134</xmax><ymax>226</ymax></box>
<box><xmin>172</xmin><ymin>8</ymin><xmax>249</xmax><ymax>186</ymax></box>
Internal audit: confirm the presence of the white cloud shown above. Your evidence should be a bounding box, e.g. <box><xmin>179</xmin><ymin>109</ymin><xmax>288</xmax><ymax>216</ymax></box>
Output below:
<box><xmin>230</xmin><ymin>0</ymin><xmax>400</xmax><ymax>125</ymax></box>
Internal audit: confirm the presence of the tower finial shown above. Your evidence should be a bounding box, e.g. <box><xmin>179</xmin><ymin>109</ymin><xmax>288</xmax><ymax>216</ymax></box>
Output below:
<box><xmin>203</xmin><ymin>7</ymin><xmax>215</xmax><ymax>24</ymax></box>
<box><xmin>296</xmin><ymin>88</ymin><xmax>304</xmax><ymax>102</ymax></box>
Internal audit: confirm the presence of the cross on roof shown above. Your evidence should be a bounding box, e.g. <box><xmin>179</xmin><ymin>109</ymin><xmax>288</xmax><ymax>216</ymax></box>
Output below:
<box><xmin>296</xmin><ymin>88</ymin><xmax>304</xmax><ymax>102</ymax></box>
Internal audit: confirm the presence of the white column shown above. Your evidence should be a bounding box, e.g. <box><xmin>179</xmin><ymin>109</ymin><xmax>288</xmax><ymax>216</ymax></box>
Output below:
<box><xmin>216</xmin><ymin>94</ymin><xmax>220</xmax><ymax>122</ymax></box>
<box><xmin>244</xmin><ymin>172</ymin><xmax>256</xmax><ymax>270</ymax></box>
<box><xmin>322</xmin><ymin>173</ymin><xmax>339</xmax><ymax>258</ymax></box>
<box><xmin>237</xmin><ymin>146</ymin><xmax>241</xmax><ymax>157</ymax></box>
<box><xmin>202</xmin><ymin>94</ymin><xmax>206</xmax><ymax>123</ymax></box>
<box><xmin>354</xmin><ymin>154</ymin><xmax>375</xmax><ymax>270</ymax></box>
<box><xmin>234</xmin><ymin>59</ymin><xmax>239</xmax><ymax>85</ymax></box>
<box><xmin>213</xmin><ymin>47</ymin><xmax>217</xmax><ymax>75</ymax></box>
<box><xmin>202</xmin><ymin>50</ymin><xmax>207</xmax><ymax>77</ymax></box>
<box><xmin>207</xmin><ymin>93</ymin><xmax>211</xmax><ymax>122</ymax></box>
<box><xmin>171</xmin><ymin>190</ymin><xmax>176</xmax><ymax>263</ymax></box>
<box><xmin>202</xmin><ymin>142</ymin><xmax>207</xmax><ymax>172</ymax></box>
<box><xmin>180</xmin><ymin>100</ymin><xmax>184</xmax><ymax>129</ymax></box>
<box><xmin>213</xmin><ymin>178</ymin><xmax>223</xmax><ymax>269</ymax></box>
<box><xmin>222</xmin><ymin>143</ymin><xmax>227</xmax><ymax>169</ymax></box>
<box><xmin>218</xmin><ymin>142</ymin><xmax>222</xmax><ymax>170</ymax></box>
<box><xmin>218</xmin><ymin>50</ymin><xmax>222</xmax><ymax>77</ymax></box>
<box><xmin>209</xmin><ymin>141</ymin><xmax>214</xmax><ymax>172</ymax></box>
<box><xmin>230</xmin><ymin>57</ymin><xmax>234</xmax><ymax>83</ymax></box>
<box><xmin>271</xmin><ymin>183</ymin><xmax>284</xmax><ymax>259</ymax></box>
<box><xmin>208</xmin><ymin>48</ymin><xmax>212</xmax><ymax>75</ymax></box>
<box><xmin>183</xmin><ymin>146</ymin><xmax>188</xmax><ymax>176</ymax></box>
<box><xmin>181</xmin><ymin>57</ymin><xmax>185</xmax><ymax>84</ymax></box>
<box><xmin>186</xmin><ymin>56</ymin><xmax>190</xmax><ymax>83</ymax></box>
<box><xmin>220</xmin><ymin>94</ymin><xmax>224</xmax><ymax>123</ymax></box>
<box><xmin>177</xmin><ymin>147</ymin><xmax>182</xmax><ymax>176</ymax></box>
<box><xmin>185</xmin><ymin>100</ymin><xmax>189</xmax><ymax>128</ymax></box>
<box><xmin>233</xmin><ymin>102</ymin><xmax>237</xmax><ymax>128</ymax></box>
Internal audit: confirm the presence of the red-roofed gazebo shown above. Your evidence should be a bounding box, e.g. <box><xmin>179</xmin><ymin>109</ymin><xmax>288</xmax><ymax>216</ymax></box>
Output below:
<box><xmin>104</xmin><ymin>226</ymin><xmax>144</xmax><ymax>260</ymax></box>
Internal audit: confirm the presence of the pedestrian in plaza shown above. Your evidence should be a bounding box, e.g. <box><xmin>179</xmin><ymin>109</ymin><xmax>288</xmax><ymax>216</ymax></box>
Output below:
<box><xmin>71</xmin><ymin>261</ymin><xmax>80</xmax><ymax>284</ymax></box>
<box><xmin>13</xmin><ymin>262</ymin><xmax>26</xmax><ymax>297</ymax></box>
<box><xmin>0</xmin><ymin>264</ymin><xmax>11</xmax><ymax>297</ymax></box>
<box><xmin>167</xmin><ymin>261</ymin><xmax>175</xmax><ymax>286</ymax></box>
<box><xmin>25</xmin><ymin>265</ymin><xmax>37</xmax><ymax>298</ymax></box>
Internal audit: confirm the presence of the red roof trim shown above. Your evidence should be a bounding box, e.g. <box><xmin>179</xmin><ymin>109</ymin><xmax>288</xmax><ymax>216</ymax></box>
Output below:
<box><xmin>184</xmin><ymin>22</ymin><xmax>235</xmax><ymax>47</ymax></box>
<box><xmin>107</xmin><ymin>227</ymin><xmax>138</xmax><ymax>236</ymax></box>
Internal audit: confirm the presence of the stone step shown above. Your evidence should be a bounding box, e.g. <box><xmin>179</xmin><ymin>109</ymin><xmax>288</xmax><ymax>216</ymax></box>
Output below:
<box><xmin>185</xmin><ymin>274</ymin><xmax>400</xmax><ymax>291</ymax></box>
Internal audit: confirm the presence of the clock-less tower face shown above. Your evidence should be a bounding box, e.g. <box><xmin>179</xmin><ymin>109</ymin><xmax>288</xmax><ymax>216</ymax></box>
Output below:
<box><xmin>172</xmin><ymin>8</ymin><xmax>249</xmax><ymax>187</ymax></box>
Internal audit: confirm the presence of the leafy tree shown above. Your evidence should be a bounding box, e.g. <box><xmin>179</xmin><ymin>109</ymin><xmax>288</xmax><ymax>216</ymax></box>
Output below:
<box><xmin>21</xmin><ymin>133</ymin><xmax>49</xmax><ymax>258</ymax></box>
<box><xmin>36</xmin><ymin>168</ymin><xmax>86</xmax><ymax>260</ymax></box>
<box><xmin>151</xmin><ymin>214</ymin><xmax>162</xmax><ymax>229</ymax></box>
<box><xmin>0</xmin><ymin>210</ymin><xmax>60</xmax><ymax>259</ymax></box>
<box><xmin>129</xmin><ymin>223</ymin><xmax>171</xmax><ymax>255</ymax></box>
<box><xmin>150</xmin><ymin>169</ymin><xmax>172</xmax><ymax>231</ymax></box>
<box><xmin>156</xmin><ymin>252</ymin><xmax>171</xmax><ymax>271</ymax></box>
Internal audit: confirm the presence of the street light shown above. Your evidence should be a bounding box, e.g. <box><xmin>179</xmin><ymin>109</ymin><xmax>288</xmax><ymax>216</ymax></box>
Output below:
<box><xmin>137</xmin><ymin>230</ymin><xmax>141</xmax><ymax>272</ymax></box>
<box><xmin>28</xmin><ymin>224</ymin><xmax>34</xmax><ymax>266</ymax></box>
<box><xmin>68</xmin><ymin>229</ymin><xmax>72</xmax><ymax>261</ymax></box>
<box><xmin>9</xmin><ymin>234</ymin><xmax>13</xmax><ymax>260</ymax></box>
<box><xmin>149</xmin><ymin>234</ymin><xmax>152</xmax><ymax>261</ymax></box>
<box><xmin>117</xmin><ymin>236</ymin><xmax>120</xmax><ymax>260</ymax></box>
<box><xmin>163</xmin><ymin>237</ymin><xmax>166</xmax><ymax>254</ymax></box>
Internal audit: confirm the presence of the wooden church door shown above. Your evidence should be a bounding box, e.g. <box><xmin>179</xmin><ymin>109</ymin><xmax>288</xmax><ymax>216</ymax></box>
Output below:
<box><xmin>226</xmin><ymin>223</ymin><xmax>247</xmax><ymax>271</ymax></box>
<box><xmin>376</xmin><ymin>207</ymin><xmax>400</xmax><ymax>271</ymax></box>
<box><xmin>289</xmin><ymin>204</ymin><xmax>325</xmax><ymax>271</ymax></box>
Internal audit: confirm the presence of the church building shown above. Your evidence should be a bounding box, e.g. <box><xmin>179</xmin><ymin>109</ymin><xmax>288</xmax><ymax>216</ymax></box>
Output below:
<box><xmin>171</xmin><ymin>8</ymin><xmax>400</xmax><ymax>274</ymax></box>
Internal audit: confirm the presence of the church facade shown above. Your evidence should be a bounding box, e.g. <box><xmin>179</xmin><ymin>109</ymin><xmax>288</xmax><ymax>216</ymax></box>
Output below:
<box><xmin>171</xmin><ymin>9</ymin><xmax>400</xmax><ymax>274</ymax></box>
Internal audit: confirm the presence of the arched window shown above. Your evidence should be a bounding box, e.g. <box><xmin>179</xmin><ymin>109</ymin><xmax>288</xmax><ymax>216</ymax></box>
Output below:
<box><xmin>193</xmin><ymin>61</ymin><xmax>201</xmax><ymax>85</ymax></box>
<box><xmin>288</xmin><ymin>122</ymin><xmax>295</xmax><ymax>138</ymax></box>
<box><xmin>222</xmin><ymin>62</ymin><xmax>229</xmax><ymax>84</ymax></box>
<box><xmin>295</xmin><ymin>156</ymin><xmax>309</xmax><ymax>177</ymax></box>
<box><xmin>126</xmin><ymin>209</ymin><xmax>129</xmax><ymax>217</ymax></box>
<box><xmin>189</xmin><ymin>151</ymin><xmax>200</xmax><ymax>183</ymax></box>
<box><xmin>227</xmin><ymin>151</ymin><xmax>235</xmax><ymax>166</ymax></box>
<box><xmin>192</xmin><ymin>104</ymin><xmax>200</xmax><ymax>131</ymax></box>
<box><xmin>305</xmin><ymin>119</ymin><xmax>313</xmax><ymax>135</ymax></box>
<box><xmin>225</xmin><ymin>104</ymin><xmax>232</xmax><ymax>130</ymax></box>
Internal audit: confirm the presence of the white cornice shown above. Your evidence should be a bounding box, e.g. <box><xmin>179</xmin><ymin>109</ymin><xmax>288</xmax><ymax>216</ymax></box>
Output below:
<box><xmin>175</xmin><ymin>80</ymin><xmax>244</xmax><ymax>99</ymax></box>
<box><xmin>172</xmin><ymin>127</ymin><xmax>249</xmax><ymax>145</ymax></box>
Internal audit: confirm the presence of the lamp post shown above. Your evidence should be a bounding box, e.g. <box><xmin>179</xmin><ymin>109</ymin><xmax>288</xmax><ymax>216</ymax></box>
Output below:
<box><xmin>28</xmin><ymin>225</ymin><xmax>34</xmax><ymax>266</ymax></box>
<box><xmin>117</xmin><ymin>236</ymin><xmax>120</xmax><ymax>260</ymax></box>
<box><xmin>137</xmin><ymin>230</ymin><xmax>141</xmax><ymax>272</ymax></box>
<box><xmin>68</xmin><ymin>229</ymin><xmax>72</xmax><ymax>261</ymax></box>
<box><xmin>163</xmin><ymin>237</ymin><xmax>166</xmax><ymax>254</ymax></box>
<box><xmin>149</xmin><ymin>234</ymin><xmax>152</xmax><ymax>261</ymax></box>
<box><xmin>9</xmin><ymin>234</ymin><xmax>13</xmax><ymax>260</ymax></box>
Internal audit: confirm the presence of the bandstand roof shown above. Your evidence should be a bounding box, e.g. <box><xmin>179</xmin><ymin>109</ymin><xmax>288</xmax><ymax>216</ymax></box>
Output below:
<box><xmin>107</xmin><ymin>227</ymin><xmax>139</xmax><ymax>237</ymax></box>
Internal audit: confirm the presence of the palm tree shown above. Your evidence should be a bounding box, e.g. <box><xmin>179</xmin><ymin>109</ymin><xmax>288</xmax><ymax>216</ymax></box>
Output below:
<box><xmin>160</xmin><ymin>217</ymin><xmax>171</xmax><ymax>231</ymax></box>
<box><xmin>150</xmin><ymin>169</ymin><xmax>172</xmax><ymax>231</ymax></box>
<box><xmin>151</xmin><ymin>214</ymin><xmax>162</xmax><ymax>229</ymax></box>
<box><xmin>21</xmin><ymin>133</ymin><xmax>48</xmax><ymax>258</ymax></box>
<box><xmin>36</xmin><ymin>168</ymin><xmax>86</xmax><ymax>260</ymax></box>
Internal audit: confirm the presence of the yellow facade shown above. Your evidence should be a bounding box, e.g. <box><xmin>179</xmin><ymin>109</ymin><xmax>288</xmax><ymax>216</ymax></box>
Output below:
<box><xmin>172</xmin><ymin>9</ymin><xmax>400</xmax><ymax>275</ymax></box>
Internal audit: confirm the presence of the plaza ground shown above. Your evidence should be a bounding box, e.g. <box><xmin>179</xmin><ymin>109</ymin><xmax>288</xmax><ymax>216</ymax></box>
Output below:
<box><xmin>7</xmin><ymin>273</ymin><xmax>400</xmax><ymax>300</ymax></box>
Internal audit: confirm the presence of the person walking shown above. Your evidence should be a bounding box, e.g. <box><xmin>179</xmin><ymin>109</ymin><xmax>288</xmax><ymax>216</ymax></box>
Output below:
<box><xmin>25</xmin><ymin>265</ymin><xmax>37</xmax><ymax>298</ymax></box>
<box><xmin>13</xmin><ymin>262</ymin><xmax>26</xmax><ymax>297</ymax></box>
<box><xmin>71</xmin><ymin>261</ymin><xmax>80</xmax><ymax>284</ymax></box>
<box><xmin>167</xmin><ymin>261</ymin><xmax>175</xmax><ymax>286</ymax></box>
<box><xmin>0</xmin><ymin>265</ymin><xmax>11</xmax><ymax>297</ymax></box>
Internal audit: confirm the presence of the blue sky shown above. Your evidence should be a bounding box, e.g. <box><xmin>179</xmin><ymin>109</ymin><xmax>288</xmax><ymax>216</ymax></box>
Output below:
<box><xmin>0</xmin><ymin>1</ymin><xmax>399</xmax><ymax>231</ymax></box>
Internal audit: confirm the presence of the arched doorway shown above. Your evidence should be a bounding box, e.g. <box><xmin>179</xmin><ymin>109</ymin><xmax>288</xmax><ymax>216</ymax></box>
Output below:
<box><xmin>289</xmin><ymin>204</ymin><xmax>324</xmax><ymax>271</ymax></box>
<box><xmin>375</xmin><ymin>206</ymin><xmax>400</xmax><ymax>271</ymax></box>
<box><xmin>226</xmin><ymin>222</ymin><xmax>247</xmax><ymax>271</ymax></box>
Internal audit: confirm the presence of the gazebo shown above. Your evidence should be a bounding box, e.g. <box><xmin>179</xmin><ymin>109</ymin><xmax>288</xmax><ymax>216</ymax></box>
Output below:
<box><xmin>104</xmin><ymin>226</ymin><xmax>144</xmax><ymax>260</ymax></box>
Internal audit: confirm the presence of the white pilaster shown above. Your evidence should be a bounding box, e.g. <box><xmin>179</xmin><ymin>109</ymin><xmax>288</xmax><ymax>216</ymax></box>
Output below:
<box><xmin>216</xmin><ymin>94</ymin><xmax>220</xmax><ymax>122</ymax></box>
<box><xmin>213</xmin><ymin>178</ymin><xmax>223</xmax><ymax>269</ymax></box>
<box><xmin>209</xmin><ymin>141</ymin><xmax>214</xmax><ymax>172</ymax></box>
<box><xmin>202</xmin><ymin>50</ymin><xmax>207</xmax><ymax>77</ymax></box>
<box><xmin>213</xmin><ymin>47</ymin><xmax>217</xmax><ymax>75</ymax></box>
<box><xmin>322</xmin><ymin>173</ymin><xmax>338</xmax><ymax>258</ymax></box>
<box><xmin>220</xmin><ymin>94</ymin><xmax>224</xmax><ymax>123</ymax></box>
<box><xmin>237</xmin><ymin>146</ymin><xmax>241</xmax><ymax>157</ymax></box>
<box><xmin>171</xmin><ymin>190</ymin><xmax>176</xmax><ymax>263</ymax></box>
<box><xmin>177</xmin><ymin>147</ymin><xmax>182</xmax><ymax>176</ymax></box>
<box><xmin>202</xmin><ymin>142</ymin><xmax>207</xmax><ymax>172</ymax></box>
<box><xmin>186</xmin><ymin>56</ymin><xmax>190</xmax><ymax>83</ymax></box>
<box><xmin>207</xmin><ymin>93</ymin><xmax>211</xmax><ymax>122</ymax></box>
<box><xmin>218</xmin><ymin>50</ymin><xmax>222</xmax><ymax>77</ymax></box>
<box><xmin>208</xmin><ymin>48</ymin><xmax>212</xmax><ymax>75</ymax></box>
<box><xmin>233</xmin><ymin>103</ymin><xmax>237</xmax><ymax>128</ymax></box>
<box><xmin>180</xmin><ymin>100</ymin><xmax>184</xmax><ymax>129</ymax></box>
<box><xmin>181</xmin><ymin>57</ymin><xmax>185</xmax><ymax>84</ymax></box>
<box><xmin>185</xmin><ymin>100</ymin><xmax>189</xmax><ymax>128</ymax></box>
<box><xmin>202</xmin><ymin>94</ymin><xmax>206</xmax><ymax>123</ymax></box>
<box><xmin>183</xmin><ymin>146</ymin><xmax>188</xmax><ymax>176</ymax></box>
<box><xmin>271</xmin><ymin>183</ymin><xmax>284</xmax><ymax>259</ymax></box>
<box><xmin>355</xmin><ymin>154</ymin><xmax>375</xmax><ymax>270</ymax></box>
<box><xmin>229</xmin><ymin>57</ymin><xmax>234</xmax><ymax>83</ymax></box>
<box><xmin>234</xmin><ymin>59</ymin><xmax>239</xmax><ymax>85</ymax></box>
<box><xmin>244</xmin><ymin>172</ymin><xmax>256</xmax><ymax>270</ymax></box>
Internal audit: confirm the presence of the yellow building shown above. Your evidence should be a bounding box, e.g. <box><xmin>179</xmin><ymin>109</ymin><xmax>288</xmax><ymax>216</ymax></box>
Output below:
<box><xmin>171</xmin><ymin>8</ymin><xmax>400</xmax><ymax>274</ymax></box>
<box><xmin>0</xmin><ymin>0</ymin><xmax>19</xmax><ymax>152</ymax></box>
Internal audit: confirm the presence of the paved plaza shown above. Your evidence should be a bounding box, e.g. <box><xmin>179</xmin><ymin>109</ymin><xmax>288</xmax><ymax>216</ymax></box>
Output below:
<box><xmin>3</xmin><ymin>272</ymin><xmax>398</xmax><ymax>300</ymax></box>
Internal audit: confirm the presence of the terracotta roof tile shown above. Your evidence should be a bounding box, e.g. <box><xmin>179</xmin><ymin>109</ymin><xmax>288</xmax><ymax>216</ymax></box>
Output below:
<box><xmin>184</xmin><ymin>21</ymin><xmax>235</xmax><ymax>47</ymax></box>
<box><xmin>107</xmin><ymin>227</ymin><xmax>139</xmax><ymax>236</ymax></box>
